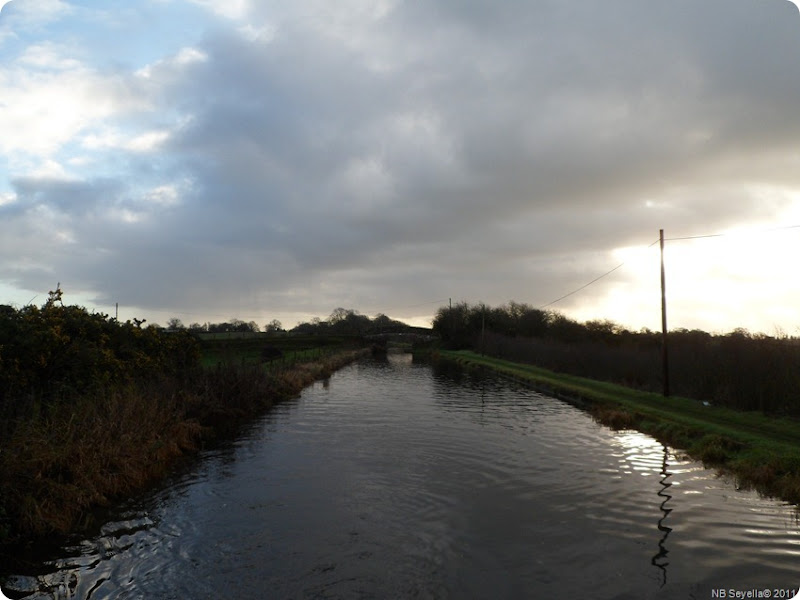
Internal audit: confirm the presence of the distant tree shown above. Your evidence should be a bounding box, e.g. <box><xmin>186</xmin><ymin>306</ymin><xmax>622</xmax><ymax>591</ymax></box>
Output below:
<box><xmin>373</xmin><ymin>313</ymin><xmax>393</xmax><ymax>331</ymax></box>
<box><xmin>219</xmin><ymin>319</ymin><xmax>260</xmax><ymax>333</ymax></box>
<box><xmin>585</xmin><ymin>319</ymin><xmax>621</xmax><ymax>343</ymax></box>
<box><xmin>432</xmin><ymin>301</ymin><xmax>473</xmax><ymax>347</ymax></box>
<box><xmin>329</xmin><ymin>308</ymin><xmax>351</xmax><ymax>324</ymax></box>
<box><xmin>546</xmin><ymin>313</ymin><xmax>584</xmax><ymax>343</ymax></box>
<box><xmin>290</xmin><ymin>321</ymin><xmax>315</xmax><ymax>334</ymax></box>
<box><xmin>517</xmin><ymin>307</ymin><xmax>549</xmax><ymax>337</ymax></box>
<box><xmin>166</xmin><ymin>317</ymin><xmax>185</xmax><ymax>330</ymax></box>
<box><xmin>188</xmin><ymin>322</ymin><xmax>206</xmax><ymax>332</ymax></box>
<box><xmin>265</xmin><ymin>319</ymin><xmax>283</xmax><ymax>333</ymax></box>
<box><xmin>341</xmin><ymin>311</ymin><xmax>370</xmax><ymax>335</ymax></box>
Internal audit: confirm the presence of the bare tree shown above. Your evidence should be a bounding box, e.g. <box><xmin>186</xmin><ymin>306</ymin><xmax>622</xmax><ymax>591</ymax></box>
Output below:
<box><xmin>166</xmin><ymin>317</ymin><xmax>185</xmax><ymax>330</ymax></box>
<box><xmin>265</xmin><ymin>319</ymin><xmax>283</xmax><ymax>333</ymax></box>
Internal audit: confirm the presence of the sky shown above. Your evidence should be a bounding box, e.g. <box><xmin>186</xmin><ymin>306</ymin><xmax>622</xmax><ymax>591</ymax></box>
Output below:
<box><xmin>2</xmin><ymin>0</ymin><xmax>800</xmax><ymax>334</ymax></box>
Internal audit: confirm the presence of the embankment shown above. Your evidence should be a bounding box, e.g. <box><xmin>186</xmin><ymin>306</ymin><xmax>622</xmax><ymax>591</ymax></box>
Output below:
<box><xmin>0</xmin><ymin>348</ymin><xmax>368</xmax><ymax>545</ymax></box>
<box><xmin>434</xmin><ymin>350</ymin><xmax>800</xmax><ymax>505</ymax></box>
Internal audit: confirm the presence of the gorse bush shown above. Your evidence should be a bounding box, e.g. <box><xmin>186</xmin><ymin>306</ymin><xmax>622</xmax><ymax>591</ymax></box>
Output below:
<box><xmin>0</xmin><ymin>289</ymin><xmax>200</xmax><ymax>439</ymax></box>
<box><xmin>0</xmin><ymin>290</ymin><xmax>367</xmax><ymax>542</ymax></box>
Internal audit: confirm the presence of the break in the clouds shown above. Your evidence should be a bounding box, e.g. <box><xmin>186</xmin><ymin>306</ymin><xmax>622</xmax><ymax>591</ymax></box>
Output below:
<box><xmin>2</xmin><ymin>0</ymin><xmax>800</xmax><ymax>332</ymax></box>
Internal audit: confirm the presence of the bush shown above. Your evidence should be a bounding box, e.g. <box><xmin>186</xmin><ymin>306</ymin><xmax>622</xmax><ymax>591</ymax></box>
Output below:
<box><xmin>0</xmin><ymin>290</ymin><xmax>200</xmax><ymax>441</ymax></box>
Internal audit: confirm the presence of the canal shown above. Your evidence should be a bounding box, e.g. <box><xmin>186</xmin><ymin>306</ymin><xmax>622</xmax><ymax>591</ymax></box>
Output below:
<box><xmin>3</xmin><ymin>354</ymin><xmax>799</xmax><ymax>599</ymax></box>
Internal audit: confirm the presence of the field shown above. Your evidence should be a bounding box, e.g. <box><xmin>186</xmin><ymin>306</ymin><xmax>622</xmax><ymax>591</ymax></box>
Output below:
<box><xmin>198</xmin><ymin>334</ymin><xmax>358</xmax><ymax>367</ymax></box>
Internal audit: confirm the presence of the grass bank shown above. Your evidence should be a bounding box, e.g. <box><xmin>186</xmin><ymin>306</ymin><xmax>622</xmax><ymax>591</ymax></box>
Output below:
<box><xmin>435</xmin><ymin>350</ymin><xmax>800</xmax><ymax>504</ymax></box>
<box><xmin>198</xmin><ymin>334</ymin><xmax>355</xmax><ymax>368</ymax></box>
<box><xmin>0</xmin><ymin>347</ymin><xmax>367</xmax><ymax>546</ymax></box>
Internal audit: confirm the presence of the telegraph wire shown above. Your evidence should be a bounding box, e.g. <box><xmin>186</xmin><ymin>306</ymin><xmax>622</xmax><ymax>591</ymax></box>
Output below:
<box><xmin>403</xmin><ymin>298</ymin><xmax>450</xmax><ymax>309</ymax></box>
<box><xmin>664</xmin><ymin>232</ymin><xmax>726</xmax><ymax>241</ymax></box>
<box><xmin>96</xmin><ymin>222</ymin><xmax>800</xmax><ymax>324</ymax></box>
<box><xmin>538</xmin><ymin>262</ymin><xmax>627</xmax><ymax>309</ymax></box>
<box><xmin>537</xmin><ymin>238</ymin><xmax>660</xmax><ymax>309</ymax></box>
<box><xmin>665</xmin><ymin>223</ymin><xmax>800</xmax><ymax>242</ymax></box>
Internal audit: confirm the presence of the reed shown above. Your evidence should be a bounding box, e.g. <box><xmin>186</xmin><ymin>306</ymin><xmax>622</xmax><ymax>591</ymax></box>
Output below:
<box><xmin>0</xmin><ymin>348</ymin><xmax>367</xmax><ymax>544</ymax></box>
<box><xmin>1</xmin><ymin>382</ymin><xmax>198</xmax><ymax>537</ymax></box>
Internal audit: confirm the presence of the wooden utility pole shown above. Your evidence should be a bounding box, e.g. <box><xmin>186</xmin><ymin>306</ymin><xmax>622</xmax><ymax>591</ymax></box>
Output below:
<box><xmin>481</xmin><ymin>308</ymin><xmax>486</xmax><ymax>355</ymax></box>
<box><xmin>660</xmin><ymin>229</ymin><xmax>670</xmax><ymax>397</ymax></box>
<box><xmin>449</xmin><ymin>297</ymin><xmax>453</xmax><ymax>339</ymax></box>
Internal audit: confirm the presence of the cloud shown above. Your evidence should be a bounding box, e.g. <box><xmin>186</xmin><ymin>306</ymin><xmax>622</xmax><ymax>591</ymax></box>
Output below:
<box><xmin>2</xmin><ymin>0</ymin><xmax>800</xmax><ymax>332</ymax></box>
<box><xmin>0</xmin><ymin>0</ymin><xmax>71</xmax><ymax>44</ymax></box>
<box><xmin>185</xmin><ymin>0</ymin><xmax>249</xmax><ymax>20</ymax></box>
<box><xmin>0</xmin><ymin>0</ymin><xmax>71</xmax><ymax>26</ymax></box>
<box><xmin>0</xmin><ymin>57</ymin><xmax>147</xmax><ymax>165</ymax></box>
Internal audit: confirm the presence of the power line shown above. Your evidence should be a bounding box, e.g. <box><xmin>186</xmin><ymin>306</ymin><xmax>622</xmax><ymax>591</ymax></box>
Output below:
<box><xmin>538</xmin><ymin>262</ymin><xmax>627</xmax><ymax>310</ymax></box>
<box><xmin>403</xmin><ymin>298</ymin><xmax>450</xmax><ymax>309</ymax></box>
<box><xmin>537</xmin><ymin>238</ymin><xmax>660</xmax><ymax>309</ymax></box>
<box><xmin>395</xmin><ymin>223</ymin><xmax>800</xmax><ymax>316</ymax></box>
<box><xmin>665</xmin><ymin>233</ymin><xmax>726</xmax><ymax>241</ymax></box>
<box><xmin>666</xmin><ymin>223</ymin><xmax>800</xmax><ymax>242</ymax></box>
<box><xmin>100</xmin><ymin>223</ymin><xmax>800</xmax><ymax>324</ymax></box>
<box><xmin>372</xmin><ymin>298</ymin><xmax>449</xmax><ymax>312</ymax></box>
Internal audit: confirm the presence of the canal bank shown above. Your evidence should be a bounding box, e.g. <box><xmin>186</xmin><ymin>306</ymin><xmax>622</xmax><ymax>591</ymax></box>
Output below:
<box><xmin>4</xmin><ymin>353</ymin><xmax>799</xmax><ymax>599</ymax></box>
<box><xmin>0</xmin><ymin>348</ymin><xmax>369</xmax><ymax>548</ymax></box>
<box><xmin>433</xmin><ymin>350</ymin><xmax>800</xmax><ymax>505</ymax></box>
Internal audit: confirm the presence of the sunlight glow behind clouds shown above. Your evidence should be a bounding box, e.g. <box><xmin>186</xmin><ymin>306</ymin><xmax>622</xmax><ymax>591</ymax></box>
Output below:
<box><xmin>82</xmin><ymin>129</ymin><xmax>170</xmax><ymax>153</ymax></box>
<box><xmin>2</xmin><ymin>0</ymin><xmax>800</xmax><ymax>332</ymax></box>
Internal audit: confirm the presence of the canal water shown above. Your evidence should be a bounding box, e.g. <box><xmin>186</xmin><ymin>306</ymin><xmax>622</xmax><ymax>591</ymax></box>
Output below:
<box><xmin>2</xmin><ymin>354</ymin><xmax>799</xmax><ymax>599</ymax></box>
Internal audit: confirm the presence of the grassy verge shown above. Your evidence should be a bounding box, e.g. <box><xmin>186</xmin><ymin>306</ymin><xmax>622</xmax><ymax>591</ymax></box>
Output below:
<box><xmin>0</xmin><ymin>347</ymin><xmax>368</xmax><ymax>546</ymax></box>
<box><xmin>435</xmin><ymin>350</ymin><xmax>800</xmax><ymax>504</ymax></box>
<box><xmin>198</xmin><ymin>335</ymin><xmax>353</xmax><ymax>367</ymax></box>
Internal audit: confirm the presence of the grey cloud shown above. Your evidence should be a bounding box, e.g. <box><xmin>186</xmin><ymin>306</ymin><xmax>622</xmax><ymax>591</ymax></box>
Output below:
<box><xmin>10</xmin><ymin>176</ymin><xmax>121</xmax><ymax>214</ymax></box>
<box><xmin>4</xmin><ymin>0</ymin><xmax>800</xmax><ymax>326</ymax></box>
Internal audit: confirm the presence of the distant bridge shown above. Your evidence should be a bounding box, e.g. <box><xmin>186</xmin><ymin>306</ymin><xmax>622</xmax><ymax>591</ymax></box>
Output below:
<box><xmin>364</xmin><ymin>331</ymin><xmax>439</xmax><ymax>345</ymax></box>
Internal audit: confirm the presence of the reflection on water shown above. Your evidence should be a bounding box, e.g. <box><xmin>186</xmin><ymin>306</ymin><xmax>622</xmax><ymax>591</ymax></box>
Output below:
<box><xmin>3</xmin><ymin>354</ymin><xmax>800</xmax><ymax>599</ymax></box>
<box><xmin>652</xmin><ymin>443</ymin><xmax>673</xmax><ymax>586</ymax></box>
<box><xmin>606</xmin><ymin>431</ymin><xmax>674</xmax><ymax>585</ymax></box>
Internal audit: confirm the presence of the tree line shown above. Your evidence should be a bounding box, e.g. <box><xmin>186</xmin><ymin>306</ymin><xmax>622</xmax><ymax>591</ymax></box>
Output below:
<box><xmin>162</xmin><ymin>308</ymin><xmax>421</xmax><ymax>337</ymax></box>
<box><xmin>433</xmin><ymin>301</ymin><xmax>800</xmax><ymax>416</ymax></box>
<box><xmin>163</xmin><ymin>317</ymin><xmax>279</xmax><ymax>334</ymax></box>
<box><xmin>290</xmin><ymin>308</ymin><xmax>421</xmax><ymax>336</ymax></box>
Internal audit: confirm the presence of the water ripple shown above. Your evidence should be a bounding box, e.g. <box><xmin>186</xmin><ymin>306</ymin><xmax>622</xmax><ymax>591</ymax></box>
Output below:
<box><xmin>3</xmin><ymin>355</ymin><xmax>799</xmax><ymax>599</ymax></box>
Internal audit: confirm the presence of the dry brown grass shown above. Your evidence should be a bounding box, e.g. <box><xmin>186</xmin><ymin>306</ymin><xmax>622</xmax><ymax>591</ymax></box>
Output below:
<box><xmin>0</xmin><ymin>348</ymin><xmax>367</xmax><ymax>542</ymax></box>
<box><xmin>590</xmin><ymin>405</ymin><xmax>640</xmax><ymax>430</ymax></box>
<box><xmin>1</xmin><ymin>384</ymin><xmax>201</xmax><ymax>536</ymax></box>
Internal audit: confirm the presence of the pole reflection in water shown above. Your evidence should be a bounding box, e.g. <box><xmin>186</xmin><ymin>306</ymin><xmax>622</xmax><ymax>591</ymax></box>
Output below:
<box><xmin>651</xmin><ymin>443</ymin><xmax>673</xmax><ymax>586</ymax></box>
<box><xmin>4</xmin><ymin>357</ymin><xmax>800</xmax><ymax>599</ymax></box>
